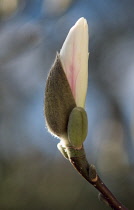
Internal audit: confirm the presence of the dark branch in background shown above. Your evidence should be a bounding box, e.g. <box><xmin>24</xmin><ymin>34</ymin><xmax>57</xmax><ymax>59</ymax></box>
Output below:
<box><xmin>66</xmin><ymin>146</ymin><xmax>128</xmax><ymax>210</ymax></box>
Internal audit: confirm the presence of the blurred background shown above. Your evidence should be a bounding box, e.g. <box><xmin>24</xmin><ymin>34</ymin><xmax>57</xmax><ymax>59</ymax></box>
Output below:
<box><xmin>0</xmin><ymin>0</ymin><xmax>134</xmax><ymax>209</ymax></box>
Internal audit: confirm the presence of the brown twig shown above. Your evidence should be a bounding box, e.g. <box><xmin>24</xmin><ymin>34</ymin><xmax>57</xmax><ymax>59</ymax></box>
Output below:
<box><xmin>66</xmin><ymin>146</ymin><xmax>128</xmax><ymax>210</ymax></box>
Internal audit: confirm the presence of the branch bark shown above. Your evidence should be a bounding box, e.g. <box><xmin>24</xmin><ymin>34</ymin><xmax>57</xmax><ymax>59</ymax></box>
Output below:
<box><xmin>66</xmin><ymin>146</ymin><xmax>128</xmax><ymax>210</ymax></box>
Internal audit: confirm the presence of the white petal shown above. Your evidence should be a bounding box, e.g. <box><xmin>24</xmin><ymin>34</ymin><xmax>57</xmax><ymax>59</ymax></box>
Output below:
<box><xmin>60</xmin><ymin>17</ymin><xmax>89</xmax><ymax>107</ymax></box>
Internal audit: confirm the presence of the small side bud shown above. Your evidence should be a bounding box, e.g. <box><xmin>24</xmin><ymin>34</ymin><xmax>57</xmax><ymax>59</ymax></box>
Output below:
<box><xmin>57</xmin><ymin>142</ymin><xmax>68</xmax><ymax>159</ymax></box>
<box><xmin>89</xmin><ymin>164</ymin><xmax>97</xmax><ymax>182</ymax></box>
<box><xmin>67</xmin><ymin>107</ymin><xmax>88</xmax><ymax>148</ymax></box>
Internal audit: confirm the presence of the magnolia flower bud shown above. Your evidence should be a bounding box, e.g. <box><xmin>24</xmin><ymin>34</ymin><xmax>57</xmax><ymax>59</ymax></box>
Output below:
<box><xmin>67</xmin><ymin>107</ymin><xmax>88</xmax><ymax>148</ymax></box>
<box><xmin>44</xmin><ymin>17</ymin><xmax>89</xmax><ymax>141</ymax></box>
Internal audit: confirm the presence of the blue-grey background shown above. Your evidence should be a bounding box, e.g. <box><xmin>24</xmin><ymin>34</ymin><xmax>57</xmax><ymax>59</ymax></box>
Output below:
<box><xmin>0</xmin><ymin>0</ymin><xmax>134</xmax><ymax>209</ymax></box>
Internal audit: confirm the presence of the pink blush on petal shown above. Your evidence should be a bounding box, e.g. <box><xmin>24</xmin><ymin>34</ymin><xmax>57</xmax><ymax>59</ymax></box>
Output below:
<box><xmin>68</xmin><ymin>61</ymin><xmax>79</xmax><ymax>101</ymax></box>
<box><xmin>68</xmin><ymin>42</ymin><xmax>78</xmax><ymax>100</ymax></box>
<box><xmin>69</xmin><ymin>64</ymin><xmax>76</xmax><ymax>98</ymax></box>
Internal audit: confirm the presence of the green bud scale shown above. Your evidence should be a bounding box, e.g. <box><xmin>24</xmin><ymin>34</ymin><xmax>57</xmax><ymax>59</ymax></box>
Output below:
<box><xmin>67</xmin><ymin>107</ymin><xmax>88</xmax><ymax>148</ymax></box>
